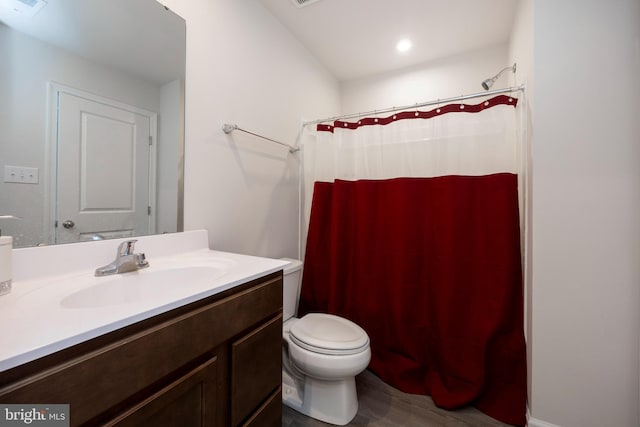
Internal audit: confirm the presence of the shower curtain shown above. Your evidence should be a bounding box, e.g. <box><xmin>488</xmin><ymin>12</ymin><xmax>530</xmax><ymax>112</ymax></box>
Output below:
<box><xmin>298</xmin><ymin>95</ymin><xmax>527</xmax><ymax>426</ymax></box>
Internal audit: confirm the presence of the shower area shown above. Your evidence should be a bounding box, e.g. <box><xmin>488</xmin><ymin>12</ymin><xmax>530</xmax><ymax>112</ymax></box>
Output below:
<box><xmin>295</xmin><ymin>73</ymin><xmax>529</xmax><ymax>426</ymax></box>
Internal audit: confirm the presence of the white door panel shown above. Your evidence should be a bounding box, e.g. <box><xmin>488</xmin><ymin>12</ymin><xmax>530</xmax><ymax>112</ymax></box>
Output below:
<box><xmin>55</xmin><ymin>90</ymin><xmax>155</xmax><ymax>244</ymax></box>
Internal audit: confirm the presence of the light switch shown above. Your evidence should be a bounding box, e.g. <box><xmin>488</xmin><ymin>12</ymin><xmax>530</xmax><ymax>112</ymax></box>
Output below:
<box><xmin>4</xmin><ymin>165</ymin><xmax>39</xmax><ymax>184</ymax></box>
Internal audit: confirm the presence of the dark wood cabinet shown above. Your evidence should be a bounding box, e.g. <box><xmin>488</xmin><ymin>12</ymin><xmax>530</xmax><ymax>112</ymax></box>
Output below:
<box><xmin>231</xmin><ymin>315</ymin><xmax>282</xmax><ymax>426</ymax></box>
<box><xmin>0</xmin><ymin>271</ymin><xmax>283</xmax><ymax>427</ymax></box>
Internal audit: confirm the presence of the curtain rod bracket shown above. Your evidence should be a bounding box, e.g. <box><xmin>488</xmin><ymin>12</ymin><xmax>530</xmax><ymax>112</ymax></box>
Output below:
<box><xmin>222</xmin><ymin>124</ymin><xmax>238</xmax><ymax>134</ymax></box>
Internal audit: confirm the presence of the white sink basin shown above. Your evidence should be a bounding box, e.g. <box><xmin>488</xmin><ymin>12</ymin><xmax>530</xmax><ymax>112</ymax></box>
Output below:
<box><xmin>1</xmin><ymin>230</ymin><xmax>290</xmax><ymax>373</ymax></box>
<box><xmin>61</xmin><ymin>265</ymin><xmax>226</xmax><ymax>308</ymax></box>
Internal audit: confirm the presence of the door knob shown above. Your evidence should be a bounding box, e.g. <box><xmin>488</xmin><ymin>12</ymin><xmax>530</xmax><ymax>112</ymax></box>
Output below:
<box><xmin>62</xmin><ymin>220</ymin><xmax>75</xmax><ymax>229</ymax></box>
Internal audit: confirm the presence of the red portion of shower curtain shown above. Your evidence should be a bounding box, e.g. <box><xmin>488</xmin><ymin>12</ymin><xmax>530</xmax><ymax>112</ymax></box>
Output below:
<box><xmin>298</xmin><ymin>174</ymin><xmax>527</xmax><ymax>426</ymax></box>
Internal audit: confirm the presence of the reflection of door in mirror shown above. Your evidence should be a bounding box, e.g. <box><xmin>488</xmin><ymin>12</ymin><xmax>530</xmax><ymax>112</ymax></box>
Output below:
<box><xmin>53</xmin><ymin>86</ymin><xmax>156</xmax><ymax>244</ymax></box>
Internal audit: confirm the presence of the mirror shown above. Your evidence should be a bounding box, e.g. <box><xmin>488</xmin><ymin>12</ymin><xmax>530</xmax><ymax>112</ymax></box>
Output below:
<box><xmin>0</xmin><ymin>0</ymin><xmax>185</xmax><ymax>248</ymax></box>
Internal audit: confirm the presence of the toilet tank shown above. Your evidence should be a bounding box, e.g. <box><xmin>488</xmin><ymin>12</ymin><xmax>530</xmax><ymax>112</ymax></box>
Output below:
<box><xmin>281</xmin><ymin>258</ymin><xmax>303</xmax><ymax>322</ymax></box>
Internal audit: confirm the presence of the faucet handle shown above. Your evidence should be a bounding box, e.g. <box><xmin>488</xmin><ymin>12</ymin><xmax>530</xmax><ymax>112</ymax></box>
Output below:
<box><xmin>136</xmin><ymin>253</ymin><xmax>149</xmax><ymax>269</ymax></box>
<box><xmin>117</xmin><ymin>239</ymin><xmax>138</xmax><ymax>257</ymax></box>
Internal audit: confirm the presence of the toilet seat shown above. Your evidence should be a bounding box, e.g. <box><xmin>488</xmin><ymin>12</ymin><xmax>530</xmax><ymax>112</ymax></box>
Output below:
<box><xmin>289</xmin><ymin>313</ymin><xmax>369</xmax><ymax>356</ymax></box>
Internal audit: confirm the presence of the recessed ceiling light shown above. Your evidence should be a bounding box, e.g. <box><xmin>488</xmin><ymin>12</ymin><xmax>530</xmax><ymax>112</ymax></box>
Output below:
<box><xmin>396</xmin><ymin>38</ymin><xmax>412</xmax><ymax>53</ymax></box>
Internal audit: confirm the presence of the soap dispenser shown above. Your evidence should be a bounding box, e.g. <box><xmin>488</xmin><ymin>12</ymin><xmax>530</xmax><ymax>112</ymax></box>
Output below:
<box><xmin>0</xmin><ymin>230</ymin><xmax>12</xmax><ymax>296</ymax></box>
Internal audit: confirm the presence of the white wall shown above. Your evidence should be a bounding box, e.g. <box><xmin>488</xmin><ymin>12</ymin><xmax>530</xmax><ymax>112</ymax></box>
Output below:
<box><xmin>531</xmin><ymin>0</ymin><xmax>640</xmax><ymax>426</ymax></box>
<box><xmin>159</xmin><ymin>0</ymin><xmax>340</xmax><ymax>258</ymax></box>
<box><xmin>157</xmin><ymin>79</ymin><xmax>183</xmax><ymax>234</ymax></box>
<box><xmin>0</xmin><ymin>25</ymin><xmax>163</xmax><ymax>247</ymax></box>
<box><xmin>507</xmin><ymin>0</ymin><xmax>534</xmax><ymax>417</ymax></box>
<box><xmin>340</xmin><ymin>44</ymin><xmax>511</xmax><ymax>114</ymax></box>
<box><xmin>508</xmin><ymin>0</ymin><xmax>534</xmax><ymax>112</ymax></box>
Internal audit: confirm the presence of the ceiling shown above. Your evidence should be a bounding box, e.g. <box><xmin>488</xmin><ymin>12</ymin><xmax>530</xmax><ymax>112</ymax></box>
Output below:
<box><xmin>0</xmin><ymin>0</ymin><xmax>185</xmax><ymax>85</ymax></box>
<box><xmin>1</xmin><ymin>0</ymin><xmax>517</xmax><ymax>85</ymax></box>
<box><xmin>258</xmin><ymin>0</ymin><xmax>519</xmax><ymax>81</ymax></box>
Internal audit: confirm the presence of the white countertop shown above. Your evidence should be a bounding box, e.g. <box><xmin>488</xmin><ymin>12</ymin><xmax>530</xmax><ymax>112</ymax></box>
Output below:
<box><xmin>0</xmin><ymin>230</ymin><xmax>288</xmax><ymax>372</ymax></box>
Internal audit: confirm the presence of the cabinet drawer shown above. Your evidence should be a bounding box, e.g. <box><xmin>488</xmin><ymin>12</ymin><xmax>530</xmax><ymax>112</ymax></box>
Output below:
<box><xmin>230</xmin><ymin>314</ymin><xmax>282</xmax><ymax>426</ymax></box>
<box><xmin>105</xmin><ymin>356</ymin><xmax>217</xmax><ymax>427</ymax></box>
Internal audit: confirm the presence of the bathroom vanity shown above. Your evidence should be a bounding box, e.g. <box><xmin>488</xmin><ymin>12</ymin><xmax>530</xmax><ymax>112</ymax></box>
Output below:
<box><xmin>0</xmin><ymin>231</ymin><xmax>286</xmax><ymax>426</ymax></box>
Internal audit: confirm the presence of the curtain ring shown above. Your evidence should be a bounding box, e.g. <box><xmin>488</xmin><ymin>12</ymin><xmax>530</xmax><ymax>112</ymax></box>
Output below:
<box><xmin>436</xmin><ymin>99</ymin><xmax>441</xmax><ymax>114</ymax></box>
<box><xmin>460</xmin><ymin>94</ymin><xmax>465</xmax><ymax>110</ymax></box>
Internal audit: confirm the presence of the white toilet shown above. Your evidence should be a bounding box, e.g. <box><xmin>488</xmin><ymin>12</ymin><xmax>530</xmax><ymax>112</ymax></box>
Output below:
<box><xmin>281</xmin><ymin>258</ymin><xmax>371</xmax><ymax>426</ymax></box>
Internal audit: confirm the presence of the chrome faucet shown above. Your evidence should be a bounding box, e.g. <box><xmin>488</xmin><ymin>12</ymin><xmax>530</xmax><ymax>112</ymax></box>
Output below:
<box><xmin>95</xmin><ymin>239</ymin><xmax>149</xmax><ymax>277</ymax></box>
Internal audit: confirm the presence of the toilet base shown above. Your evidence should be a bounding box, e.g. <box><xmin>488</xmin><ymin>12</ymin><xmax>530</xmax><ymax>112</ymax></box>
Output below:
<box><xmin>282</xmin><ymin>371</ymin><xmax>358</xmax><ymax>426</ymax></box>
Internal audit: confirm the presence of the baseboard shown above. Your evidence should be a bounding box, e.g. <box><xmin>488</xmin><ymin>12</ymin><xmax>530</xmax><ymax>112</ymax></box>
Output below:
<box><xmin>528</xmin><ymin>416</ymin><xmax>561</xmax><ymax>427</ymax></box>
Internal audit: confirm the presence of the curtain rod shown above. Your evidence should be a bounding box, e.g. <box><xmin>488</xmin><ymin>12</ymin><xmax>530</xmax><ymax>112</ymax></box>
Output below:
<box><xmin>303</xmin><ymin>85</ymin><xmax>525</xmax><ymax>126</ymax></box>
<box><xmin>222</xmin><ymin>124</ymin><xmax>299</xmax><ymax>153</ymax></box>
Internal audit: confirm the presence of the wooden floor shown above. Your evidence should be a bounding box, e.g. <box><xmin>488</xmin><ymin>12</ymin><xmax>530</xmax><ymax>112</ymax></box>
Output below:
<box><xmin>282</xmin><ymin>370</ymin><xmax>511</xmax><ymax>427</ymax></box>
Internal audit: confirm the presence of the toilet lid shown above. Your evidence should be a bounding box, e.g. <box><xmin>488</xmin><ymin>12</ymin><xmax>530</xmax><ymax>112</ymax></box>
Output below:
<box><xmin>289</xmin><ymin>313</ymin><xmax>370</xmax><ymax>355</ymax></box>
